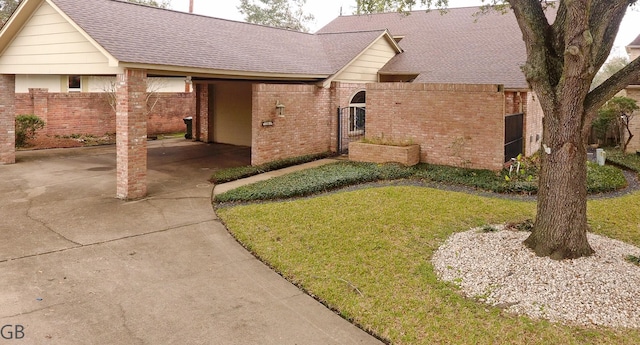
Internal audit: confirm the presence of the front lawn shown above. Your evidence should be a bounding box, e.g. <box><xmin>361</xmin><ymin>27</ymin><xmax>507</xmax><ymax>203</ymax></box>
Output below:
<box><xmin>217</xmin><ymin>187</ymin><xmax>640</xmax><ymax>344</ymax></box>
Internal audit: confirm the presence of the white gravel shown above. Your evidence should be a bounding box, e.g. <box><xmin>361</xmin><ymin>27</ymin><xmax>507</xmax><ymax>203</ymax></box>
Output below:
<box><xmin>431</xmin><ymin>226</ymin><xmax>640</xmax><ymax>328</ymax></box>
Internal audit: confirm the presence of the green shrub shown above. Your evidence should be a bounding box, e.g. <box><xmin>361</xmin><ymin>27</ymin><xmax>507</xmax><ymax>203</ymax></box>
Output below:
<box><xmin>215</xmin><ymin>162</ymin><xmax>413</xmax><ymax>203</ymax></box>
<box><xmin>15</xmin><ymin>114</ymin><xmax>45</xmax><ymax>147</ymax></box>
<box><xmin>216</xmin><ymin>157</ymin><xmax>627</xmax><ymax>203</ymax></box>
<box><xmin>210</xmin><ymin>152</ymin><xmax>333</xmax><ymax>184</ymax></box>
<box><xmin>625</xmin><ymin>255</ymin><xmax>640</xmax><ymax>266</ymax></box>
<box><xmin>586</xmin><ymin>162</ymin><xmax>627</xmax><ymax>193</ymax></box>
<box><xmin>605</xmin><ymin>148</ymin><xmax>640</xmax><ymax>172</ymax></box>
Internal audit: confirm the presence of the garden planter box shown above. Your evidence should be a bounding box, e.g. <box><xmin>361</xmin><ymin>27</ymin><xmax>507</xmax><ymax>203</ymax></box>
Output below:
<box><xmin>349</xmin><ymin>142</ymin><xmax>421</xmax><ymax>166</ymax></box>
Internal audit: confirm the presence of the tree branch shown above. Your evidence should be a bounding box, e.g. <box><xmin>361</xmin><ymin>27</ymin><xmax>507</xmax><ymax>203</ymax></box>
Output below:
<box><xmin>587</xmin><ymin>0</ymin><xmax>632</xmax><ymax>77</ymax></box>
<box><xmin>586</xmin><ymin>56</ymin><xmax>640</xmax><ymax>113</ymax></box>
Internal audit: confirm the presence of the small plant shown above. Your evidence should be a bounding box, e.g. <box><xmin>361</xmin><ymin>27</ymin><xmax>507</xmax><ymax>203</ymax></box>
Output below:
<box><xmin>506</xmin><ymin>219</ymin><xmax>534</xmax><ymax>232</ymax></box>
<box><xmin>15</xmin><ymin>114</ymin><xmax>45</xmax><ymax>147</ymax></box>
<box><xmin>625</xmin><ymin>255</ymin><xmax>640</xmax><ymax>266</ymax></box>
<box><xmin>479</xmin><ymin>225</ymin><xmax>499</xmax><ymax>233</ymax></box>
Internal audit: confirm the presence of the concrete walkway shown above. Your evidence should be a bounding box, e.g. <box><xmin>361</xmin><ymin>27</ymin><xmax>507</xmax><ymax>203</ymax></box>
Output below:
<box><xmin>213</xmin><ymin>158</ymin><xmax>337</xmax><ymax>196</ymax></box>
<box><xmin>0</xmin><ymin>140</ymin><xmax>381</xmax><ymax>344</ymax></box>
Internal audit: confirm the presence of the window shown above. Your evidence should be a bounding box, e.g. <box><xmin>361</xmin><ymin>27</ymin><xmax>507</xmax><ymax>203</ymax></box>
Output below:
<box><xmin>349</xmin><ymin>91</ymin><xmax>366</xmax><ymax>133</ymax></box>
<box><xmin>68</xmin><ymin>75</ymin><xmax>81</xmax><ymax>92</ymax></box>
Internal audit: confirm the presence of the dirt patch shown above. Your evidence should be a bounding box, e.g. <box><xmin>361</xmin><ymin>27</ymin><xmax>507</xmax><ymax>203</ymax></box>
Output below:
<box><xmin>19</xmin><ymin>133</ymin><xmax>117</xmax><ymax>151</ymax></box>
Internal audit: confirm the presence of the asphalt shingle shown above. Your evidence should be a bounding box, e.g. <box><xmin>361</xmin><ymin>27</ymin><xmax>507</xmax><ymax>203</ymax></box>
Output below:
<box><xmin>50</xmin><ymin>0</ymin><xmax>346</xmax><ymax>76</ymax></box>
<box><xmin>318</xmin><ymin>7</ymin><xmax>535</xmax><ymax>89</ymax></box>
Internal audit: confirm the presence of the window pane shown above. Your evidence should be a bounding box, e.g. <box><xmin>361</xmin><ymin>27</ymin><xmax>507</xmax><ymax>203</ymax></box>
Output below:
<box><xmin>351</xmin><ymin>91</ymin><xmax>366</xmax><ymax>104</ymax></box>
<box><xmin>68</xmin><ymin>75</ymin><xmax>81</xmax><ymax>89</ymax></box>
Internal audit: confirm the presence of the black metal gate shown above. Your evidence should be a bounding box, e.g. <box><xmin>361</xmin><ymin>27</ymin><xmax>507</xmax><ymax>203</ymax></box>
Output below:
<box><xmin>504</xmin><ymin>113</ymin><xmax>524</xmax><ymax>162</ymax></box>
<box><xmin>337</xmin><ymin>106</ymin><xmax>366</xmax><ymax>154</ymax></box>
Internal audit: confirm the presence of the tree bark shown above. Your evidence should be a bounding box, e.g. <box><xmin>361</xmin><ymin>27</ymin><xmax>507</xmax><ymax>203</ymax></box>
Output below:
<box><xmin>523</xmin><ymin>105</ymin><xmax>594</xmax><ymax>259</ymax></box>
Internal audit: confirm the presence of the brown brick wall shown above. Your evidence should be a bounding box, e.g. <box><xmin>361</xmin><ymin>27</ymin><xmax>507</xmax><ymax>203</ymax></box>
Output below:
<box><xmin>15</xmin><ymin>89</ymin><xmax>194</xmax><ymax>137</ymax></box>
<box><xmin>625</xmin><ymin>87</ymin><xmax>640</xmax><ymax>153</ymax></box>
<box><xmin>366</xmin><ymin>83</ymin><xmax>505</xmax><ymax>170</ymax></box>
<box><xmin>252</xmin><ymin>84</ymin><xmax>332</xmax><ymax>165</ymax></box>
<box><xmin>116</xmin><ymin>69</ymin><xmax>148</xmax><ymax>200</ymax></box>
<box><xmin>504</xmin><ymin>91</ymin><xmax>523</xmax><ymax>115</ymax></box>
<box><xmin>194</xmin><ymin>83</ymin><xmax>209</xmax><ymax>142</ymax></box>
<box><xmin>525</xmin><ymin>92</ymin><xmax>544</xmax><ymax>156</ymax></box>
<box><xmin>330</xmin><ymin>82</ymin><xmax>367</xmax><ymax>152</ymax></box>
<box><xmin>0</xmin><ymin>75</ymin><xmax>16</xmax><ymax>164</ymax></box>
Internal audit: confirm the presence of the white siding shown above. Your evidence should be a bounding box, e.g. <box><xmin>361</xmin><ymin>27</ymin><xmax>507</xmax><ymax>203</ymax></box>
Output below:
<box><xmin>87</xmin><ymin>77</ymin><xmax>189</xmax><ymax>93</ymax></box>
<box><xmin>0</xmin><ymin>2</ymin><xmax>120</xmax><ymax>75</ymax></box>
<box><xmin>334</xmin><ymin>38</ymin><xmax>398</xmax><ymax>83</ymax></box>
<box><xmin>15</xmin><ymin>75</ymin><xmax>61</xmax><ymax>92</ymax></box>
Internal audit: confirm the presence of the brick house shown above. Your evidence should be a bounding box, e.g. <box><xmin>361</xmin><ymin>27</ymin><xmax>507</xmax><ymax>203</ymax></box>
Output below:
<box><xmin>625</xmin><ymin>34</ymin><xmax>640</xmax><ymax>152</ymax></box>
<box><xmin>0</xmin><ymin>0</ymin><xmax>544</xmax><ymax>199</ymax></box>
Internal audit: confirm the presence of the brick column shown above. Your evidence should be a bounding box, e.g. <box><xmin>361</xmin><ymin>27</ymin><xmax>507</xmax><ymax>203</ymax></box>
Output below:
<box><xmin>195</xmin><ymin>83</ymin><xmax>209</xmax><ymax>142</ymax></box>
<box><xmin>0</xmin><ymin>75</ymin><xmax>16</xmax><ymax>164</ymax></box>
<box><xmin>29</xmin><ymin>88</ymin><xmax>49</xmax><ymax>129</ymax></box>
<box><xmin>116</xmin><ymin>69</ymin><xmax>147</xmax><ymax>199</ymax></box>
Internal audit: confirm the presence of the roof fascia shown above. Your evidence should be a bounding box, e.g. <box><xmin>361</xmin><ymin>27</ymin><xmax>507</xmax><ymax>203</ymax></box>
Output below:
<box><xmin>122</xmin><ymin>62</ymin><xmax>329</xmax><ymax>81</ymax></box>
<box><xmin>320</xmin><ymin>30</ymin><xmax>402</xmax><ymax>88</ymax></box>
<box><xmin>45</xmin><ymin>0</ymin><xmax>120</xmax><ymax>67</ymax></box>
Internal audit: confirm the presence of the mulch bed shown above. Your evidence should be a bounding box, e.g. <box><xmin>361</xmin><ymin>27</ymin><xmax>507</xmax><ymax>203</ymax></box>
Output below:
<box><xmin>18</xmin><ymin>133</ymin><xmax>116</xmax><ymax>151</ymax></box>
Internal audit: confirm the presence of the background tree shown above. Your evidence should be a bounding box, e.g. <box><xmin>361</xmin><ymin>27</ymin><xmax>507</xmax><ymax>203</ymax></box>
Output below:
<box><xmin>0</xmin><ymin>0</ymin><xmax>20</xmax><ymax>26</ymax></box>
<box><xmin>357</xmin><ymin>0</ymin><xmax>640</xmax><ymax>259</ymax></box>
<box><xmin>238</xmin><ymin>0</ymin><xmax>315</xmax><ymax>32</ymax></box>
<box><xmin>596</xmin><ymin>96</ymin><xmax>639</xmax><ymax>151</ymax></box>
<box><xmin>592</xmin><ymin>56</ymin><xmax>629</xmax><ymax>88</ymax></box>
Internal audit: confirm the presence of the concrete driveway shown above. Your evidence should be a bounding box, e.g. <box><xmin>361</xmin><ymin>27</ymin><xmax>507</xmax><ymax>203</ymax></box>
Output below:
<box><xmin>0</xmin><ymin>139</ymin><xmax>381</xmax><ymax>344</ymax></box>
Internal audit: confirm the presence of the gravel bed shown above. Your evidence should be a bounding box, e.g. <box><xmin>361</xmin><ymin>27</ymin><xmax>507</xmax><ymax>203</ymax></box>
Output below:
<box><xmin>432</xmin><ymin>226</ymin><xmax>640</xmax><ymax>328</ymax></box>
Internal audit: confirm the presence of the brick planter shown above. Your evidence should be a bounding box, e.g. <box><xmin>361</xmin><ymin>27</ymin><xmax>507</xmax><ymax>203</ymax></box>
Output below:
<box><xmin>349</xmin><ymin>142</ymin><xmax>420</xmax><ymax>166</ymax></box>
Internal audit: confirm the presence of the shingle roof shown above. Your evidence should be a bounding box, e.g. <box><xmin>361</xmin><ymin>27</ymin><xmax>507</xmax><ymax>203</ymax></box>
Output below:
<box><xmin>50</xmin><ymin>0</ymin><xmax>383</xmax><ymax>78</ymax></box>
<box><xmin>316</xmin><ymin>30</ymin><xmax>392</xmax><ymax>72</ymax></box>
<box><xmin>318</xmin><ymin>7</ymin><xmax>535</xmax><ymax>89</ymax></box>
<box><xmin>629</xmin><ymin>33</ymin><xmax>640</xmax><ymax>47</ymax></box>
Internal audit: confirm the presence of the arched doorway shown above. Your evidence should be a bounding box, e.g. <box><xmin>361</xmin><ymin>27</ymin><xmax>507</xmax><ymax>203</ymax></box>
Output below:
<box><xmin>338</xmin><ymin>90</ymin><xmax>366</xmax><ymax>154</ymax></box>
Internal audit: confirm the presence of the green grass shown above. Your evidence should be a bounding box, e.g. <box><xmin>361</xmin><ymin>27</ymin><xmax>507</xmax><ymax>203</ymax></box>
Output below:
<box><xmin>218</xmin><ymin>187</ymin><xmax>640</xmax><ymax>344</ymax></box>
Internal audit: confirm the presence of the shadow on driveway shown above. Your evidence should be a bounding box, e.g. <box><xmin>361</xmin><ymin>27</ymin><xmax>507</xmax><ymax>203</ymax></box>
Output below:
<box><xmin>0</xmin><ymin>139</ymin><xmax>381</xmax><ymax>345</ymax></box>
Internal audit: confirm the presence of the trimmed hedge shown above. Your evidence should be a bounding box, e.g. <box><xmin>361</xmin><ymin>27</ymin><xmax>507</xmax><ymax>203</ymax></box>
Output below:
<box><xmin>214</xmin><ymin>158</ymin><xmax>628</xmax><ymax>203</ymax></box>
<box><xmin>210</xmin><ymin>152</ymin><xmax>333</xmax><ymax>184</ymax></box>
<box><xmin>215</xmin><ymin>162</ymin><xmax>415</xmax><ymax>203</ymax></box>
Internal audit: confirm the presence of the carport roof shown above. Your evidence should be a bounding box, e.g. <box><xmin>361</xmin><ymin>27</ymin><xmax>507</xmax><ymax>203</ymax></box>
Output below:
<box><xmin>0</xmin><ymin>0</ymin><xmax>398</xmax><ymax>80</ymax></box>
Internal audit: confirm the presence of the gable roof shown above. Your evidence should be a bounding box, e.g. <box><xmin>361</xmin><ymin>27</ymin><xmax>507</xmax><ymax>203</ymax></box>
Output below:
<box><xmin>318</xmin><ymin>7</ymin><xmax>540</xmax><ymax>90</ymax></box>
<box><xmin>629</xmin><ymin>33</ymin><xmax>640</xmax><ymax>48</ymax></box>
<box><xmin>0</xmin><ymin>0</ymin><xmax>400</xmax><ymax>81</ymax></box>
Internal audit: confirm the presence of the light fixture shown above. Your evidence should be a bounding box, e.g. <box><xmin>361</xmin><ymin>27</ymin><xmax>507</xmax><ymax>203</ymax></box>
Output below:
<box><xmin>276</xmin><ymin>100</ymin><xmax>285</xmax><ymax>117</ymax></box>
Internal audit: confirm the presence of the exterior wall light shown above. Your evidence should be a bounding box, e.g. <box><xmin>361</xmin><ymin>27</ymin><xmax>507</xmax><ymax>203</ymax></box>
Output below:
<box><xmin>276</xmin><ymin>100</ymin><xmax>285</xmax><ymax>117</ymax></box>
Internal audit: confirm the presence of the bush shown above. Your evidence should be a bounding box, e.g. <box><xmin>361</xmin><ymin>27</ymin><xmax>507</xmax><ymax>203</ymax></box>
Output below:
<box><xmin>215</xmin><ymin>162</ymin><xmax>414</xmax><ymax>202</ymax></box>
<box><xmin>15</xmin><ymin>114</ymin><xmax>46</xmax><ymax>147</ymax></box>
<box><xmin>586</xmin><ymin>162</ymin><xmax>627</xmax><ymax>193</ymax></box>
<box><xmin>215</xmin><ymin>157</ymin><xmax>628</xmax><ymax>203</ymax></box>
<box><xmin>605</xmin><ymin>148</ymin><xmax>640</xmax><ymax>172</ymax></box>
<box><xmin>210</xmin><ymin>152</ymin><xmax>333</xmax><ymax>184</ymax></box>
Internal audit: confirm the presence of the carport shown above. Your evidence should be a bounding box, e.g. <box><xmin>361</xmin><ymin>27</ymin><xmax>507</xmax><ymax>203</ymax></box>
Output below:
<box><xmin>0</xmin><ymin>0</ymin><xmax>332</xmax><ymax>199</ymax></box>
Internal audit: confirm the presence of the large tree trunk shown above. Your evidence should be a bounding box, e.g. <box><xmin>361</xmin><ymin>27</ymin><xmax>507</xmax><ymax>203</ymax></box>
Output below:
<box><xmin>524</xmin><ymin>102</ymin><xmax>595</xmax><ymax>259</ymax></box>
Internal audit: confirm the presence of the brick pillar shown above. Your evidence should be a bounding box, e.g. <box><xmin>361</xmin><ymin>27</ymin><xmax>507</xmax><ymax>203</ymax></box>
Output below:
<box><xmin>195</xmin><ymin>83</ymin><xmax>209</xmax><ymax>142</ymax></box>
<box><xmin>0</xmin><ymin>75</ymin><xmax>16</xmax><ymax>164</ymax></box>
<box><xmin>29</xmin><ymin>88</ymin><xmax>49</xmax><ymax>126</ymax></box>
<box><xmin>116</xmin><ymin>69</ymin><xmax>147</xmax><ymax>199</ymax></box>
